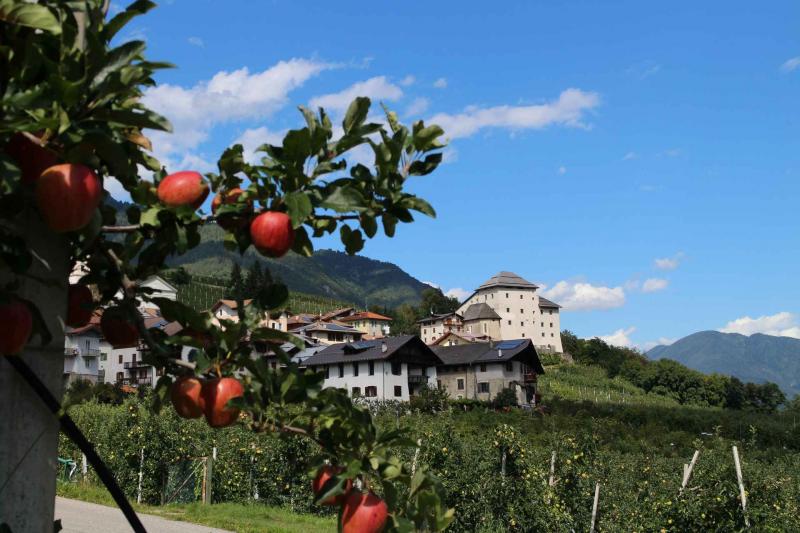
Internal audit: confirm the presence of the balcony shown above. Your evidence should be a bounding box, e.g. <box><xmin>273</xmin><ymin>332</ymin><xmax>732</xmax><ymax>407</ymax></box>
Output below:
<box><xmin>64</xmin><ymin>349</ymin><xmax>78</xmax><ymax>357</ymax></box>
<box><xmin>81</xmin><ymin>349</ymin><xmax>101</xmax><ymax>358</ymax></box>
<box><xmin>408</xmin><ymin>374</ymin><xmax>429</xmax><ymax>385</ymax></box>
<box><xmin>123</xmin><ymin>361</ymin><xmax>149</xmax><ymax>369</ymax></box>
<box><xmin>117</xmin><ymin>377</ymin><xmax>152</xmax><ymax>387</ymax></box>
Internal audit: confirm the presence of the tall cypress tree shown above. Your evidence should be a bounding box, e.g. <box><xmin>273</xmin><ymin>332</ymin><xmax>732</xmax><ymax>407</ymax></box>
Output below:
<box><xmin>226</xmin><ymin>262</ymin><xmax>244</xmax><ymax>300</ymax></box>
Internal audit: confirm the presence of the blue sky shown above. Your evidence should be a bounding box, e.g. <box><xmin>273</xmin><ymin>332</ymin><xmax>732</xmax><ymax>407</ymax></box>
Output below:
<box><xmin>116</xmin><ymin>0</ymin><xmax>800</xmax><ymax>350</ymax></box>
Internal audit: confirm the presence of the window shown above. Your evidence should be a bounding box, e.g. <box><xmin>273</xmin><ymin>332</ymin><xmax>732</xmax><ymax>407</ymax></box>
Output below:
<box><xmin>505</xmin><ymin>361</ymin><xmax>513</xmax><ymax>372</ymax></box>
<box><xmin>542</xmin><ymin>333</ymin><xmax>545</xmax><ymax>337</ymax></box>
<box><xmin>520</xmin><ymin>294</ymin><xmax>523</xmax><ymax>299</ymax></box>
<box><xmin>85</xmin><ymin>339</ymin><xmax>91</xmax><ymax>350</ymax></box>
<box><xmin>507</xmin><ymin>320</ymin><xmax>511</xmax><ymax>325</ymax></box>
<box><xmin>324</xmin><ymin>366</ymin><xmax>330</xmax><ymax>379</ymax></box>
<box><xmin>521</xmin><ymin>333</ymin><xmax>525</xmax><ymax>338</ymax></box>
<box><xmin>551</xmin><ymin>333</ymin><xmax>555</xmax><ymax>337</ymax></box>
<box><xmin>479</xmin><ymin>363</ymin><xmax>486</xmax><ymax>372</ymax></box>
<box><xmin>478</xmin><ymin>382</ymin><xmax>489</xmax><ymax>394</ymax></box>
<box><xmin>391</xmin><ymin>362</ymin><xmax>402</xmax><ymax>375</ymax></box>
<box><xmin>394</xmin><ymin>385</ymin><xmax>402</xmax><ymax>397</ymax></box>
<box><xmin>483</xmin><ymin>324</ymin><xmax>487</xmax><ymax>333</ymax></box>
<box><xmin>521</xmin><ymin>321</ymin><xmax>524</xmax><ymax>327</ymax></box>
<box><xmin>550</xmin><ymin>322</ymin><xmax>553</xmax><ymax>328</ymax></box>
<box><xmin>352</xmin><ymin>363</ymin><xmax>359</xmax><ymax>377</ymax></box>
<box><xmin>505</xmin><ymin>292</ymin><xmax>509</xmax><ymax>298</ymax></box>
<box><xmin>100</xmin><ymin>352</ymin><xmax>107</xmax><ymax>361</ymax></box>
<box><xmin>116</xmin><ymin>371</ymin><xmax>123</xmax><ymax>382</ymax></box>
<box><xmin>549</xmin><ymin>310</ymin><xmax>553</xmax><ymax>315</ymax></box>
<box><xmin>437</xmin><ymin>379</ymin><xmax>442</xmax><ymax>389</ymax></box>
<box><xmin>506</xmin><ymin>308</ymin><xmax>510</xmax><ymax>312</ymax></box>
<box><xmin>520</xmin><ymin>309</ymin><xmax>524</xmax><ymax>313</ymax></box>
<box><xmin>329</xmin><ymin>332</ymin><xmax>344</xmax><ymax>342</ymax></box>
<box><xmin>132</xmin><ymin>353</ymin><xmax>136</xmax><ymax>364</ymax></box>
<box><xmin>351</xmin><ymin>387</ymin><xmax>361</xmax><ymax>397</ymax></box>
<box><xmin>457</xmin><ymin>378</ymin><xmax>465</xmax><ymax>390</ymax></box>
<box><xmin>368</xmin><ymin>361</ymin><xmax>375</xmax><ymax>375</ymax></box>
<box><xmin>118</xmin><ymin>354</ymin><xmax>123</xmax><ymax>364</ymax></box>
<box><xmin>365</xmin><ymin>386</ymin><xmax>377</xmax><ymax>397</ymax></box>
<box><xmin>338</xmin><ymin>363</ymin><xmax>344</xmax><ymax>378</ymax></box>
<box><xmin>423</xmin><ymin>328</ymin><xmax>427</xmax><ymax>335</ymax></box>
<box><xmin>541</xmin><ymin>322</ymin><xmax>544</xmax><ymax>327</ymax></box>
<box><xmin>271</xmin><ymin>362</ymin><xmax>276</xmax><ymax>369</ymax></box>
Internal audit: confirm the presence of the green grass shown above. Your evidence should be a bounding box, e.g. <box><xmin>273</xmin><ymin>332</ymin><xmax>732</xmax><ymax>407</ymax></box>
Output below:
<box><xmin>57</xmin><ymin>482</ymin><xmax>335</xmax><ymax>533</ymax></box>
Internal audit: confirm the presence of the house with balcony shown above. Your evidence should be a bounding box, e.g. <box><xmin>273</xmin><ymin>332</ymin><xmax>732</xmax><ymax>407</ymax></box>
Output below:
<box><xmin>290</xmin><ymin>321</ymin><xmax>364</xmax><ymax>345</ymax></box>
<box><xmin>418</xmin><ymin>312</ymin><xmax>464</xmax><ymax>344</ymax></box>
<box><xmin>433</xmin><ymin>339</ymin><xmax>545</xmax><ymax>404</ymax></box>
<box><xmin>302</xmin><ymin>336</ymin><xmax>441</xmax><ymax>401</ymax></box>
<box><xmin>338</xmin><ymin>311</ymin><xmax>392</xmax><ymax>338</ymax></box>
<box><xmin>64</xmin><ymin>322</ymin><xmax>104</xmax><ymax>386</ymax></box>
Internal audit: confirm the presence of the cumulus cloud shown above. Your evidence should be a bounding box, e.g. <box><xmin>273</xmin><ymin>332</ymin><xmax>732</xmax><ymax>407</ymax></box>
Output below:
<box><xmin>433</xmin><ymin>77</ymin><xmax>448</xmax><ymax>89</ymax></box>
<box><xmin>654</xmin><ymin>252</ymin><xmax>684</xmax><ymax>270</ymax></box>
<box><xmin>719</xmin><ymin>312</ymin><xmax>800</xmax><ymax>339</ymax></box>
<box><xmin>642</xmin><ymin>337</ymin><xmax>677</xmax><ymax>352</ymax></box>
<box><xmin>445</xmin><ymin>287</ymin><xmax>471</xmax><ymax>301</ymax></box>
<box><xmin>600</xmin><ymin>327</ymin><xmax>636</xmax><ymax>348</ymax></box>
<box><xmin>542</xmin><ymin>280</ymin><xmax>625</xmax><ymax>311</ymax></box>
<box><xmin>428</xmin><ymin>88</ymin><xmax>600</xmax><ymax>139</ymax></box>
<box><xmin>405</xmin><ymin>97</ymin><xmax>430</xmax><ymax>117</ymax></box>
<box><xmin>187</xmin><ymin>36</ymin><xmax>204</xmax><ymax>47</ymax></box>
<box><xmin>641</xmin><ymin>278</ymin><xmax>669</xmax><ymax>293</ymax></box>
<box><xmin>142</xmin><ymin>58</ymin><xmax>331</xmax><ymax>166</ymax></box>
<box><xmin>780</xmin><ymin>57</ymin><xmax>800</xmax><ymax>73</ymax></box>
<box><xmin>309</xmin><ymin>76</ymin><xmax>403</xmax><ymax>114</ymax></box>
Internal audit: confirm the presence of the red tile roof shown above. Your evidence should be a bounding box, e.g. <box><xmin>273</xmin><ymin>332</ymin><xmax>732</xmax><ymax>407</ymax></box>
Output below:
<box><xmin>339</xmin><ymin>311</ymin><xmax>392</xmax><ymax>322</ymax></box>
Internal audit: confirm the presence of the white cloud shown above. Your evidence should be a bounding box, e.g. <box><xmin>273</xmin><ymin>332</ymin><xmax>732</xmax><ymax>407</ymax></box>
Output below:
<box><xmin>641</xmin><ymin>278</ymin><xmax>669</xmax><ymax>293</ymax></box>
<box><xmin>623</xmin><ymin>151</ymin><xmax>638</xmax><ymax>160</ymax></box>
<box><xmin>399</xmin><ymin>75</ymin><xmax>416</xmax><ymax>86</ymax></box>
<box><xmin>654</xmin><ymin>252</ymin><xmax>684</xmax><ymax>270</ymax></box>
<box><xmin>428</xmin><ymin>88</ymin><xmax>600</xmax><ymax>139</ymax></box>
<box><xmin>642</xmin><ymin>337</ymin><xmax>677</xmax><ymax>352</ymax></box>
<box><xmin>187</xmin><ymin>36</ymin><xmax>204</xmax><ymax>47</ymax></box>
<box><xmin>445</xmin><ymin>287</ymin><xmax>471</xmax><ymax>301</ymax></box>
<box><xmin>558</xmin><ymin>166</ymin><xmax>567</xmax><ymax>175</ymax></box>
<box><xmin>600</xmin><ymin>327</ymin><xmax>636</xmax><ymax>348</ymax></box>
<box><xmin>143</xmin><ymin>58</ymin><xmax>331</xmax><ymax>167</ymax></box>
<box><xmin>404</xmin><ymin>97</ymin><xmax>430</xmax><ymax>117</ymax></box>
<box><xmin>542</xmin><ymin>280</ymin><xmax>625</xmax><ymax>311</ymax></box>
<box><xmin>422</xmin><ymin>281</ymin><xmax>440</xmax><ymax>289</ymax></box>
<box><xmin>719</xmin><ymin>312</ymin><xmax>800</xmax><ymax>339</ymax></box>
<box><xmin>309</xmin><ymin>76</ymin><xmax>403</xmax><ymax>114</ymax></box>
<box><xmin>780</xmin><ymin>57</ymin><xmax>800</xmax><ymax>73</ymax></box>
<box><xmin>433</xmin><ymin>77</ymin><xmax>448</xmax><ymax>89</ymax></box>
<box><xmin>233</xmin><ymin>126</ymin><xmax>286</xmax><ymax>164</ymax></box>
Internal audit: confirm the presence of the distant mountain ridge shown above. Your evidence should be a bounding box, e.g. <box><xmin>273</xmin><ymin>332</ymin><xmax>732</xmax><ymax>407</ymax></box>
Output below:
<box><xmin>647</xmin><ymin>330</ymin><xmax>800</xmax><ymax>397</ymax></box>
<box><xmin>167</xmin><ymin>224</ymin><xmax>431</xmax><ymax>308</ymax></box>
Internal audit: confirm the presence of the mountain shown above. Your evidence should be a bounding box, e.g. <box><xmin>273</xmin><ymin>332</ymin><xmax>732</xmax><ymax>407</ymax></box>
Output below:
<box><xmin>167</xmin><ymin>224</ymin><xmax>431</xmax><ymax>308</ymax></box>
<box><xmin>647</xmin><ymin>331</ymin><xmax>800</xmax><ymax>397</ymax></box>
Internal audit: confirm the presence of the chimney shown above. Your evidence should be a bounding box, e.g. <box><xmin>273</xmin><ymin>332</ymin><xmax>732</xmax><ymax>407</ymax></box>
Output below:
<box><xmin>381</xmin><ymin>341</ymin><xmax>388</xmax><ymax>353</ymax></box>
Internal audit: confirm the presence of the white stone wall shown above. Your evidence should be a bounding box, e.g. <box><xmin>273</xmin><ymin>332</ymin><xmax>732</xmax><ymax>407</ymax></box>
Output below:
<box><xmin>317</xmin><ymin>361</ymin><xmax>417</xmax><ymax>401</ymax></box>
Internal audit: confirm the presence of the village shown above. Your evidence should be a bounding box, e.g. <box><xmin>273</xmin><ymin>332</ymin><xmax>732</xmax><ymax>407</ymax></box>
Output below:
<box><xmin>64</xmin><ymin>271</ymin><xmax>560</xmax><ymax>406</ymax></box>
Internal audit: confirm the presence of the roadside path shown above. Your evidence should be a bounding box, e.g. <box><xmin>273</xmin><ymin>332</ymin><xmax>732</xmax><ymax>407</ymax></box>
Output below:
<box><xmin>54</xmin><ymin>497</ymin><xmax>233</xmax><ymax>533</ymax></box>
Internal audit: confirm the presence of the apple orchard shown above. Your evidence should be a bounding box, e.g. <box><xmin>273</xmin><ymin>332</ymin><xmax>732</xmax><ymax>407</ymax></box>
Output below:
<box><xmin>0</xmin><ymin>1</ymin><xmax>453</xmax><ymax>532</ymax></box>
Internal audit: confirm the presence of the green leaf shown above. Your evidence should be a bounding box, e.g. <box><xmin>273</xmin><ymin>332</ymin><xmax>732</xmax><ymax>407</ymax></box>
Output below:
<box><xmin>343</xmin><ymin>97</ymin><xmax>370</xmax><ymax>134</ymax></box>
<box><xmin>140</xmin><ymin>207</ymin><xmax>162</xmax><ymax>228</ymax></box>
<box><xmin>0</xmin><ymin>2</ymin><xmax>61</xmax><ymax>34</ymax></box>
<box><xmin>382</xmin><ymin>214</ymin><xmax>397</xmax><ymax>237</ymax></box>
<box><xmin>92</xmin><ymin>108</ymin><xmax>172</xmax><ymax>133</ymax></box>
<box><xmin>103</xmin><ymin>0</ymin><xmax>156</xmax><ymax>41</ymax></box>
<box><xmin>91</xmin><ymin>40</ymin><xmax>147</xmax><ymax>89</ymax></box>
<box><xmin>408</xmin><ymin>153</ymin><xmax>443</xmax><ymax>176</ymax></box>
<box><xmin>359</xmin><ymin>214</ymin><xmax>377</xmax><ymax>238</ymax></box>
<box><xmin>282</xmin><ymin>128</ymin><xmax>312</xmax><ymax>163</ymax></box>
<box><xmin>290</xmin><ymin>226</ymin><xmax>313</xmax><ymax>256</ymax></box>
<box><xmin>400</xmin><ymin>196</ymin><xmax>436</xmax><ymax>218</ymax></box>
<box><xmin>413</xmin><ymin>124</ymin><xmax>446</xmax><ymax>151</ymax></box>
<box><xmin>321</xmin><ymin>186</ymin><xmax>366</xmax><ymax>213</ymax></box>
<box><xmin>340</xmin><ymin>226</ymin><xmax>364</xmax><ymax>255</ymax></box>
<box><xmin>284</xmin><ymin>191</ymin><xmax>312</xmax><ymax>229</ymax></box>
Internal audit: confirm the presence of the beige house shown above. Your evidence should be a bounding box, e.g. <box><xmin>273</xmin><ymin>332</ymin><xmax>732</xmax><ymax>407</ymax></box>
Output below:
<box><xmin>455</xmin><ymin>272</ymin><xmax>563</xmax><ymax>353</ymax></box>
<box><xmin>290</xmin><ymin>321</ymin><xmax>364</xmax><ymax>345</ymax></box>
<box><xmin>433</xmin><ymin>339</ymin><xmax>545</xmax><ymax>404</ymax></box>
<box><xmin>338</xmin><ymin>311</ymin><xmax>392</xmax><ymax>338</ymax></box>
<box><xmin>418</xmin><ymin>312</ymin><xmax>464</xmax><ymax>344</ymax></box>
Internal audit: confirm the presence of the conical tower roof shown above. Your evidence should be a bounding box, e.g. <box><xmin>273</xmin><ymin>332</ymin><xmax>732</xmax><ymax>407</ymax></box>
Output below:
<box><xmin>477</xmin><ymin>271</ymin><xmax>538</xmax><ymax>290</ymax></box>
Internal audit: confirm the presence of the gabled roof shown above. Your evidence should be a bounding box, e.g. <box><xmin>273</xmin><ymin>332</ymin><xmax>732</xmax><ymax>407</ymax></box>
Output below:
<box><xmin>433</xmin><ymin>339</ymin><xmax>545</xmax><ymax>373</ymax></box>
<box><xmin>417</xmin><ymin>312</ymin><xmax>461</xmax><ymax>325</ymax></box>
<box><xmin>303</xmin><ymin>335</ymin><xmax>442</xmax><ymax>366</ymax></box>
<box><xmin>429</xmin><ymin>331</ymin><xmax>491</xmax><ymax>346</ymax></box>
<box><xmin>292</xmin><ymin>321</ymin><xmax>362</xmax><ymax>334</ymax></box>
<box><xmin>538</xmin><ymin>296</ymin><xmax>562</xmax><ymax>309</ymax></box>
<box><xmin>319</xmin><ymin>307</ymin><xmax>355</xmax><ymax>321</ymax></box>
<box><xmin>477</xmin><ymin>271</ymin><xmax>539</xmax><ymax>291</ymax></box>
<box><xmin>339</xmin><ymin>311</ymin><xmax>392</xmax><ymax>323</ymax></box>
<box><xmin>211</xmin><ymin>299</ymin><xmax>253</xmax><ymax>313</ymax></box>
<box><xmin>462</xmin><ymin>303</ymin><xmax>501</xmax><ymax>321</ymax></box>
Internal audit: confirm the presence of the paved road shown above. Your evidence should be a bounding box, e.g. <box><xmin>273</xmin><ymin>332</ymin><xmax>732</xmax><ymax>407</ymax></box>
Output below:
<box><xmin>54</xmin><ymin>497</ymin><xmax>233</xmax><ymax>533</ymax></box>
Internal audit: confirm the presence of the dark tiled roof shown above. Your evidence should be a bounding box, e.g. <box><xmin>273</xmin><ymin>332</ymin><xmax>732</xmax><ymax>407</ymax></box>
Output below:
<box><xmin>303</xmin><ymin>335</ymin><xmax>442</xmax><ymax>366</ymax></box>
<box><xmin>292</xmin><ymin>321</ymin><xmax>361</xmax><ymax>334</ymax></box>
<box><xmin>417</xmin><ymin>312</ymin><xmax>461</xmax><ymax>324</ymax></box>
<box><xmin>538</xmin><ymin>296</ymin><xmax>562</xmax><ymax>309</ymax></box>
<box><xmin>433</xmin><ymin>339</ymin><xmax>545</xmax><ymax>373</ymax></box>
<box><xmin>477</xmin><ymin>271</ymin><xmax>539</xmax><ymax>291</ymax></box>
<box><xmin>462</xmin><ymin>303</ymin><xmax>501</xmax><ymax>321</ymax></box>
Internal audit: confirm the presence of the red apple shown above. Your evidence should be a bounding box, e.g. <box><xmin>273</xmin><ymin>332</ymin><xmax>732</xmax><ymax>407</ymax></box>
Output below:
<box><xmin>66</xmin><ymin>284</ymin><xmax>94</xmax><ymax>328</ymax></box>
<box><xmin>0</xmin><ymin>300</ymin><xmax>33</xmax><ymax>355</ymax></box>
<box><xmin>5</xmin><ymin>133</ymin><xmax>59</xmax><ymax>184</ymax></box>
<box><xmin>211</xmin><ymin>188</ymin><xmax>252</xmax><ymax>230</ymax></box>
<box><xmin>171</xmin><ymin>376</ymin><xmax>205</xmax><ymax>419</ymax></box>
<box><xmin>312</xmin><ymin>465</ymin><xmax>353</xmax><ymax>506</ymax></box>
<box><xmin>341</xmin><ymin>490</ymin><xmax>388</xmax><ymax>533</ymax></box>
<box><xmin>201</xmin><ymin>377</ymin><xmax>243</xmax><ymax>428</ymax></box>
<box><xmin>157</xmin><ymin>171</ymin><xmax>209</xmax><ymax>209</ymax></box>
<box><xmin>100</xmin><ymin>307</ymin><xmax>139</xmax><ymax>348</ymax></box>
<box><xmin>35</xmin><ymin>163</ymin><xmax>102</xmax><ymax>233</ymax></box>
<box><xmin>249</xmin><ymin>211</ymin><xmax>294</xmax><ymax>258</ymax></box>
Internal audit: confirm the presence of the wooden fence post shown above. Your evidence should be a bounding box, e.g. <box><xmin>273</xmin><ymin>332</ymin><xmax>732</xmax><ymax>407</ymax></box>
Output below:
<box><xmin>679</xmin><ymin>450</ymin><xmax>699</xmax><ymax>495</ymax></box>
<box><xmin>589</xmin><ymin>482</ymin><xmax>600</xmax><ymax>533</ymax></box>
<box><xmin>81</xmin><ymin>453</ymin><xmax>88</xmax><ymax>482</ymax></box>
<box><xmin>136</xmin><ymin>447</ymin><xmax>145</xmax><ymax>504</ymax></box>
<box><xmin>549</xmin><ymin>451</ymin><xmax>556</xmax><ymax>487</ymax></box>
<box><xmin>732</xmin><ymin>446</ymin><xmax>750</xmax><ymax>527</ymax></box>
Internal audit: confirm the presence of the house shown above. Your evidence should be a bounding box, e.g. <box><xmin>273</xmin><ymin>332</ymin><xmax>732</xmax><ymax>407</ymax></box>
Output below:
<box><xmin>303</xmin><ymin>336</ymin><xmax>441</xmax><ymax>401</ymax></box>
<box><xmin>430</xmin><ymin>331</ymin><xmax>491</xmax><ymax>346</ymax></box>
<box><xmin>64</xmin><ymin>321</ymin><xmax>104</xmax><ymax>386</ymax></box>
<box><xmin>319</xmin><ymin>307</ymin><xmax>355</xmax><ymax>322</ymax></box>
<box><xmin>418</xmin><ymin>312</ymin><xmax>464</xmax><ymax>344</ymax></box>
<box><xmin>210</xmin><ymin>299</ymin><xmax>253</xmax><ymax>322</ymax></box>
<box><xmin>452</xmin><ymin>271</ymin><xmax>564</xmax><ymax>353</ymax></box>
<box><xmin>338</xmin><ymin>311</ymin><xmax>392</xmax><ymax>338</ymax></box>
<box><xmin>290</xmin><ymin>321</ymin><xmax>364</xmax><ymax>345</ymax></box>
<box><xmin>433</xmin><ymin>339</ymin><xmax>544</xmax><ymax>404</ymax></box>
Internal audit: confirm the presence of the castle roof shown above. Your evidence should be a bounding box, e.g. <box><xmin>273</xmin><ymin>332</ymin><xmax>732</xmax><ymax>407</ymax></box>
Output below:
<box><xmin>477</xmin><ymin>271</ymin><xmax>539</xmax><ymax>291</ymax></box>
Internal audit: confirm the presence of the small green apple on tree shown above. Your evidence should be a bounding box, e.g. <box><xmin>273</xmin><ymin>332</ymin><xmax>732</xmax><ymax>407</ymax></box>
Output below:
<box><xmin>0</xmin><ymin>0</ymin><xmax>453</xmax><ymax>531</ymax></box>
